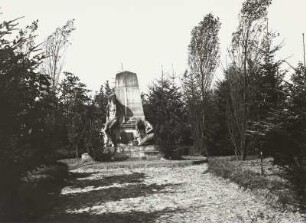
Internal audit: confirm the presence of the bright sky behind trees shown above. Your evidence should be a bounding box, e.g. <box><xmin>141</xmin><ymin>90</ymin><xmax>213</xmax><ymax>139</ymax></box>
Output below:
<box><xmin>1</xmin><ymin>0</ymin><xmax>306</xmax><ymax>92</ymax></box>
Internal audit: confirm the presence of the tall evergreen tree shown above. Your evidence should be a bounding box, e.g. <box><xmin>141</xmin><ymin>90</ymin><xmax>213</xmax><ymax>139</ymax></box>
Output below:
<box><xmin>208</xmin><ymin>80</ymin><xmax>232</xmax><ymax>155</ymax></box>
<box><xmin>0</xmin><ymin>18</ymin><xmax>60</xmax><ymax>219</ymax></box>
<box><xmin>145</xmin><ymin>74</ymin><xmax>188</xmax><ymax>158</ymax></box>
<box><xmin>59</xmin><ymin>72</ymin><xmax>91</xmax><ymax>157</ymax></box>
<box><xmin>247</xmin><ymin>32</ymin><xmax>285</xmax><ymax>156</ymax></box>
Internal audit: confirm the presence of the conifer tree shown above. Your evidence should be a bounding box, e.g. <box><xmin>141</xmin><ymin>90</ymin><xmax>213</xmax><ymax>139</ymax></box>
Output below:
<box><xmin>145</xmin><ymin>74</ymin><xmax>188</xmax><ymax>158</ymax></box>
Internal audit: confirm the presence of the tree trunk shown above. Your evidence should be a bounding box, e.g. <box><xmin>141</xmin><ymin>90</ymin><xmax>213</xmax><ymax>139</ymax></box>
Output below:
<box><xmin>242</xmin><ymin>27</ymin><xmax>250</xmax><ymax>161</ymax></box>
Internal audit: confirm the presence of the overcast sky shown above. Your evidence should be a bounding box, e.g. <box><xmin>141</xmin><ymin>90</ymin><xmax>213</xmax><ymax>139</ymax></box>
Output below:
<box><xmin>1</xmin><ymin>0</ymin><xmax>306</xmax><ymax>93</ymax></box>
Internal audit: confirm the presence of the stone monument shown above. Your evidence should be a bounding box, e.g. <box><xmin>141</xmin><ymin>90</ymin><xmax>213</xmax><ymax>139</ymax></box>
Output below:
<box><xmin>115</xmin><ymin>71</ymin><xmax>144</xmax><ymax>144</ymax></box>
<box><xmin>113</xmin><ymin>71</ymin><xmax>159</xmax><ymax>159</ymax></box>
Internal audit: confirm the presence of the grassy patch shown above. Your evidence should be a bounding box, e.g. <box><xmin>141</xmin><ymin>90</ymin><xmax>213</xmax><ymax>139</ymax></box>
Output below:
<box><xmin>208</xmin><ymin>157</ymin><xmax>301</xmax><ymax>212</ymax></box>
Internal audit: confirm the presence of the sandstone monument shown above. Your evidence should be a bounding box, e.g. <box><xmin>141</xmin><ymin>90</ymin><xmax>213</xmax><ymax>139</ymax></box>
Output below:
<box><xmin>115</xmin><ymin>71</ymin><xmax>145</xmax><ymax>121</ymax></box>
<box><xmin>115</xmin><ymin>71</ymin><xmax>144</xmax><ymax>144</ymax></box>
<box><xmin>105</xmin><ymin>71</ymin><xmax>158</xmax><ymax>159</ymax></box>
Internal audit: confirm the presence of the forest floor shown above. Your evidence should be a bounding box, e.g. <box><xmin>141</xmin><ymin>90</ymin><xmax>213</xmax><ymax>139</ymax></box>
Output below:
<box><xmin>41</xmin><ymin>159</ymin><xmax>304</xmax><ymax>223</ymax></box>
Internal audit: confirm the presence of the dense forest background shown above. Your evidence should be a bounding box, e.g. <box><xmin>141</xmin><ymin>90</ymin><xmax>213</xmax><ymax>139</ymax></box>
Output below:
<box><xmin>0</xmin><ymin>0</ymin><xmax>305</xmax><ymax>220</ymax></box>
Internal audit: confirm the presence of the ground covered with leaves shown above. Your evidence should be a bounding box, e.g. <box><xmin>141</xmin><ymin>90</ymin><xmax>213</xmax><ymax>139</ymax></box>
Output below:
<box><xmin>41</xmin><ymin>160</ymin><xmax>304</xmax><ymax>223</ymax></box>
<box><xmin>208</xmin><ymin>157</ymin><xmax>306</xmax><ymax>213</ymax></box>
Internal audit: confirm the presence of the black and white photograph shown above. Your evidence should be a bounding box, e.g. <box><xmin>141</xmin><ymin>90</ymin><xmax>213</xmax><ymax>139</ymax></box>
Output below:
<box><xmin>0</xmin><ymin>0</ymin><xmax>305</xmax><ymax>222</ymax></box>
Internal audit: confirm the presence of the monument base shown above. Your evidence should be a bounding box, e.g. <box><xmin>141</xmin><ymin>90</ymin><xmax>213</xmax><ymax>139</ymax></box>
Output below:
<box><xmin>114</xmin><ymin>145</ymin><xmax>160</xmax><ymax>160</ymax></box>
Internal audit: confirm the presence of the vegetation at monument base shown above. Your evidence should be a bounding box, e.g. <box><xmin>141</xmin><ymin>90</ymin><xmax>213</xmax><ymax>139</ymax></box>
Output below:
<box><xmin>142</xmin><ymin>75</ymin><xmax>191</xmax><ymax>158</ymax></box>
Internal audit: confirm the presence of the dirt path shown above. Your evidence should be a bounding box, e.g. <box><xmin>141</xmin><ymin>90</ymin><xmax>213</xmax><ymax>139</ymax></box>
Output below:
<box><xmin>43</xmin><ymin>162</ymin><xmax>303</xmax><ymax>223</ymax></box>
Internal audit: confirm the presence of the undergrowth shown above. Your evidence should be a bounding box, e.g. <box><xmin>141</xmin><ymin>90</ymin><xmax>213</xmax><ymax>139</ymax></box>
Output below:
<box><xmin>208</xmin><ymin>158</ymin><xmax>301</xmax><ymax>212</ymax></box>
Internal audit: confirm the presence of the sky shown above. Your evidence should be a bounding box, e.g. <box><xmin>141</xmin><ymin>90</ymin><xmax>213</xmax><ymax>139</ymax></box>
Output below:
<box><xmin>1</xmin><ymin>0</ymin><xmax>306</xmax><ymax>93</ymax></box>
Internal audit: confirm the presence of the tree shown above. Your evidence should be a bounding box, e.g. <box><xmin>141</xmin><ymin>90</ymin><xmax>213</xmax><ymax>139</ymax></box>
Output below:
<box><xmin>144</xmin><ymin>74</ymin><xmax>188</xmax><ymax>158</ymax></box>
<box><xmin>266</xmin><ymin>63</ymin><xmax>306</xmax><ymax>165</ymax></box>
<box><xmin>246</xmin><ymin>31</ymin><xmax>286</xmax><ymax>157</ymax></box>
<box><xmin>82</xmin><ymin>100</ymin><xmax>105</xmax><ymax>159</ymax></box>
<box><xmin>227</xmin><ymin>0</ymin><xmax>272</xmax><ymax>160</ymax></box>
<box><xmin>208</xmin><ymin>80</ymin><xmax>232</xmax><ymax>155</ymax></box>
<box><xmin>93</xmin><ymin>84</ymin><xmax>108</xmax><ymax>125</ymax></box>
<box><xmin>92</xmin><ymin>80</ymin><xmax>114</xmax><ymax>131</ymax></box>
<box><xmin>59</xmin><ymin>72</ymin><xmax>91</xmax><ymax>157</ymax></box>
<box><xmin>0</xmin><ymin>17</ymin><xmax>58</xmax><ymax>219</ymax></box>
<box><xmin>224</xmin><ymin>66</ymin><xmax>246</xmax><ymax>158</ymax></box>
<box><xmin>41</xmin><ymin>19</ymin><xmax>75</xmax><ymax>91</ymax></box>
<box><xmin>185</xmin><ymin>13</ymin><xmax>221</xmax><ymax>154</ymax></box>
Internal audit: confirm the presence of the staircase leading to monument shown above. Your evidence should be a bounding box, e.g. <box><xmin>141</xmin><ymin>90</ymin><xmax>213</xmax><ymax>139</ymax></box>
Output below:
<box><xmin>119</xmin><ymin>118</ymin><xmax>138</xmax><ymax>144</ymax></box>
<box><xmin>114</xmin><ymin>145</ymin><xmax>160</xmax><ymax>160</ymax></box>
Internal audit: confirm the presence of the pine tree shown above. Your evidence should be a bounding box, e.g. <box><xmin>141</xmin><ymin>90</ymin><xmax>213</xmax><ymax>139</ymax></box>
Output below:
<box><xmin>59</xmin><ymin>72</ymin><xmax>91</xmax><ymax>157</ymax></box>
<box><xmin>209</xmin><ymin>80</ymin><xmax>232</xmax><ymax>155</ymax></box>
<box><xmin>0</xmin><ymin>17</ymin><xmax>59</xmax><ymax>219</ymax></box>
<box><xmin>145</xmin><ymin>74</ymin><xmax>188</xmax><ymax>158</ymax></box>
<box><xmin>247</xmin><ymin>32</ymin><xmax>285</xmax><ymax>156</ymax></box>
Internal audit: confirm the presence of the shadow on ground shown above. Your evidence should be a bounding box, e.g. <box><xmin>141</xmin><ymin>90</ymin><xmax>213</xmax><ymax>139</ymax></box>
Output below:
<box><xmin>67</xmin><ymin>172</ymin><xmax>146</xmax><ymax>189</ymax></box>
<box><xmin>0</xmin><ymin>162</ymin><xmax>69</xmax><ymax>222</ymax></box>
<box><xmin>44</xmin><ymin>208</ymin><xmax>183</xmax><ymax>223</ymax></box>
<box><xmin>62</xmin><ymin>182</ymin><xmax>179</xmax><ymax>211</ymax></box>
<box><xmin>43</xmin><ymin>170</ymin><xmax>182</xmax><ymax>222</ymax></box>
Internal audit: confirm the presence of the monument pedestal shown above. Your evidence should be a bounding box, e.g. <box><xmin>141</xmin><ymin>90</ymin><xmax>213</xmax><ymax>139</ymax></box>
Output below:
<box><xmin>119</xmin><ymin>118</ymin><xmax>138</xmax><ymax>144</ymax></box>
<box><xmin>115</xmin><ymin>145</ymin><xmax>160</xmax><ymax>160</ymax></box>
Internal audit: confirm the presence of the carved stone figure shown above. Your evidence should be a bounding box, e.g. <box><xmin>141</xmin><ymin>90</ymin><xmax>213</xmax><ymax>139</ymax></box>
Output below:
<box><xmin>136</xmin><ymin>119</ymin><xmax>154</xmax><ymax>146</ymax></box>
<box><xmin>103</xmin><ymin>94</ymin><xmax>124</xmax><ymax>148</ymax></box>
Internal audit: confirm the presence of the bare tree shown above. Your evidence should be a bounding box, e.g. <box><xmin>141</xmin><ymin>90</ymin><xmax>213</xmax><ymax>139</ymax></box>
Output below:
<box><xmin>41</xmin><ymin>19</ymin><xmax>75</xmax><ymax>90</ymax></box>
<box><xmin>185</xmin><ymin>13</ymin><xmax>221</xmax><ymax>154</ymax></box>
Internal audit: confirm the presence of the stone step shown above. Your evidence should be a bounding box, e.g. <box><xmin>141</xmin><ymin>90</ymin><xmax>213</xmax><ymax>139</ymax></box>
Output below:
<box><xmin>117</xmin><ymin>144</ymin><xmax>159</xmax><ymax>152</ymax></box>
<box><xmin>105</xmin><ymin>145</ymin><xmax>160</xmax><ymax>160</ymax></box>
